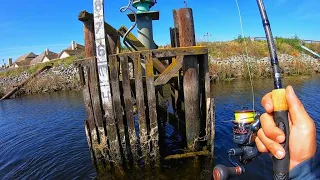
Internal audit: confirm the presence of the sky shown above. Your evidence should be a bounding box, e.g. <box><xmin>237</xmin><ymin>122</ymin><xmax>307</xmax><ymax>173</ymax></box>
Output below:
<box><xmin>0</xmin><ymin>0</ymin><xmax>319</xmax><ymax>66</ymax></box>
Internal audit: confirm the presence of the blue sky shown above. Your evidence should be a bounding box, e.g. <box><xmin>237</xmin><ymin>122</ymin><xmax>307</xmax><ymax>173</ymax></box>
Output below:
<box><xmin>0</xmin><ymin>0</ymin><xmax>319</xmax><ymax>65</ymax></box>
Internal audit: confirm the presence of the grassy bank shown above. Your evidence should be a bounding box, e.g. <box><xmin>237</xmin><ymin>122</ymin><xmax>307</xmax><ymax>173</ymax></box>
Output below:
<box><xmin>210</xmin><ymin>58</ymin><xmax>315</xmax><ymax>81</ymax></box>
<box><xmin>198</xmin><ymin>36</ymin><xmax>319</xmax><ymax>59</ymax></box>
<box><xmin>197</xmin><ymin>36</ymin><xmax>319</xmax><ymax>81</ymax></box>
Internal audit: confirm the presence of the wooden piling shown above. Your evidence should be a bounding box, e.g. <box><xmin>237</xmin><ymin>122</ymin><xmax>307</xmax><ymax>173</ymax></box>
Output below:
<box><xmin>77</xmin><ymin>45</ymin><xmax>213</xmax><ymax>175</ymax></box>
<box><xmin>173</xmin><ymin>8</ymin><xmax>201</xmax><ymax>150</ymax></box>
<box><xmin>78</xmin><ymin>11</ymin><xmax>96</xmax><ymax>57</ymax></box>
<box><xmin>78</xmin><ymin>10</ymin><xmax>120</xmax><ymax>57</ymax></box>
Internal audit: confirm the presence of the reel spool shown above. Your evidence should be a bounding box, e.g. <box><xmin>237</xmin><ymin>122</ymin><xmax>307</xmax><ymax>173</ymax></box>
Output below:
<box><xmin>233</xmin><ymin>110</ymin><xmax>259</xmax><ymax>146</ymax></box>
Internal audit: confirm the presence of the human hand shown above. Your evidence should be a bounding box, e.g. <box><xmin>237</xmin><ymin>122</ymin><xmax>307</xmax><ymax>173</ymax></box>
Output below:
<box><xmin>255</xmin><ymin>85</ymin><xmax>317</xmax><ymax>170</ymax></box>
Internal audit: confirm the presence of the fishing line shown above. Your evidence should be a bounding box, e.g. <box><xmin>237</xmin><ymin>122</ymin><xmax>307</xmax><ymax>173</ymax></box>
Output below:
<box><xmin>235</xmin><ymin>0</ymin><xmax>255</xmax><ymax>111</ymax></box>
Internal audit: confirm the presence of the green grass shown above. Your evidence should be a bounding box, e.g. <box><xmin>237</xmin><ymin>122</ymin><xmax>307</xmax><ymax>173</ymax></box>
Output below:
<box><xmin>0</xmin><ymin>66</ymin><xmax>28</xmax><ymax>78</ymax></box>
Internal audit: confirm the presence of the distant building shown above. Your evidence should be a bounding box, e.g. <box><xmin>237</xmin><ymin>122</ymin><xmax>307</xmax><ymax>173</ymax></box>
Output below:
<box><xmin>58</xmin><ymin>41</ymin><xmax>84</xmax><ymax>59</ymax></box>
<box><xmin>12</xmin><ymin>52</ymin><xmax>38</xmax><ymax>68</ymax></box>
<box><xmin>30</xmin><ymin>49</ymin><xmax>58</xmax><ymax>65</ymax></box>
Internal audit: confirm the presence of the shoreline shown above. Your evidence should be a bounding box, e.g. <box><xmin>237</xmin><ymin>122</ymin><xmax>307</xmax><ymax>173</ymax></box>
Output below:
<box><xmin>0</xmin><ymin>63</ymin><xmax>81</xmax><ymax>99</ymax></box>
<box><xmin>0</xmin><ymin>53</ymin><xmax>319</xmax><ymax>99</ymax></box>
<box><xmin>210</xmin><ymin>53</ymin><xmax>319</xmax><ymax>81</ymax></box>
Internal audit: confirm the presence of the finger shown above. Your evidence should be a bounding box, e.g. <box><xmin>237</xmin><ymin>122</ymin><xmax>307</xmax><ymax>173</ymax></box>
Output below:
<box><xmin>255</xmin><ymin>137</ymin><xmax>268</xmax><ymax>153</ymax></box>
<box><xmin>260</xmin><ymin>113</ymin><xmax>285</xmax><ymax>143</ymax></box>
<box><xmin>286</xmin><ymin>86</ymin><xmax>313</xmax><ymax>126</ymax></box>
<box><xmin>257</xmin><ymin>129</ymin><xmax>285</xmax><ymax>159</ymax></box>
<box><xmin>261</xmin><ymin>92</ymin><xmax>273</xmax><ymax>113</ymax></box>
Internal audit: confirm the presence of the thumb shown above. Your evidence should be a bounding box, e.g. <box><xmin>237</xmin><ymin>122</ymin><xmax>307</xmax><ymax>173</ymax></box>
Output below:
<box><xmin>286</xmin><ymin>86</ymin><xmax>311</xmax><ymax>125</ymax></box>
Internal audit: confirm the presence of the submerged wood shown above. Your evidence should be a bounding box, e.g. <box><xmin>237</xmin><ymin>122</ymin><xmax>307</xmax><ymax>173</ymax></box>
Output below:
<box><xmin>164</xmin><ymin>150</ymin><xmax>210</xmax><ymax>160</ymax></box>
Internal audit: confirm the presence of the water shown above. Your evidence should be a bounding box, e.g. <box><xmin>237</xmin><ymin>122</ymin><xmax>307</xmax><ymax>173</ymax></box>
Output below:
<box><xmin>0</xmin><ymin>76</ymin><xmax>319</xmax><ymax>179</ymax></box>
<box><xmin>0</xmin><ymin>91</ymin><xmax>96</xmax><ymax>179</ymax></box>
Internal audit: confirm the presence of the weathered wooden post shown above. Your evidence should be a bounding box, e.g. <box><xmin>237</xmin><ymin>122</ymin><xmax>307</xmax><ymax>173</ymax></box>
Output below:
<box><xmin>78</xmin><ymin>10</ymin><xmax>120</xmax><ymax>56</ymax></box>
<box><xmin>173</xmin><ymin>8</ymin><xmax>201</xmax><ymax>151</ymax></box>
<box><xmin>78</xmin><ymin>11</ymin><xmax>96</xmax><ymax>57</ymax></box>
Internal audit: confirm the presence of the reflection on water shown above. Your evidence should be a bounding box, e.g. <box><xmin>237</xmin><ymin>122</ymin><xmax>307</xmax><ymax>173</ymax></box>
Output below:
<box><xmin>0</xmin><ymin>76</ymin><xmax>319</xmax><ymax>179</ymax></box>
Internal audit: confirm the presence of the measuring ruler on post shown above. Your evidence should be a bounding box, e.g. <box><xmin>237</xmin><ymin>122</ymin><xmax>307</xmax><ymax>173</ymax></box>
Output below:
<box><xmin>93</xmin><ymin>0</ymin><xmax>112</xmax><ymax>111</ymax></box>
<box><xmin>93</xmin><ymin>0</ymin><xmax>122</xmax><ymax>163</ymax></box>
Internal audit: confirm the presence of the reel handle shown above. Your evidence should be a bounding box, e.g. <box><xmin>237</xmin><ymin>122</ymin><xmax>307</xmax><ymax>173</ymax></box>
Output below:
<box><xmin>272</xmin><ymin>89</ymin><xmax>290</xmax><ymax>179</ymax></box>
<box><xmin>213</xmin><ymin>165</ymin><xmax>243</xmax><ymax>180</ymax></box>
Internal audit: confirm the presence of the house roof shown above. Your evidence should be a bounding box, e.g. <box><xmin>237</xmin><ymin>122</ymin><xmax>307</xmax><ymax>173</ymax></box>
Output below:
<box><xmin>58</xmin><ymin>49</ymin><xmax>84</xmax><ymax>58</ymax></box>
<box><xmin>30</xmin><ymin>50</ymin><xmax>58</xmax><ymax>65</ymax></box>
<box><xmin>66</xmin><ymin>43</ymin><xmax>85</xmax><ymax>50</ymax></box>
<box><xmin>15</xmin><ymin>52</ymin><xmax>37</xmax><ymax>63</ymax></box>
<box><xmin>13</xmin><ymin>52</ymin><xmax>38</xmax><ymax>67</ymax></box>
<box><xmin>13</xmin><ymin>61</ymin><xmax>30</xmax><ymax>67</ymax></box>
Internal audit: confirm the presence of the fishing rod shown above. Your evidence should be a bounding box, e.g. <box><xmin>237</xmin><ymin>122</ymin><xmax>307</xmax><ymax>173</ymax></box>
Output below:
<box><xmin>257</xmin><ymin>0</ymin><xmax>290</xmax><ymax>179</ymax></box>
<box><xmin>213</xmin><ymin>0</ymin><xmax>290</xmax><ymax>179</ymax></box>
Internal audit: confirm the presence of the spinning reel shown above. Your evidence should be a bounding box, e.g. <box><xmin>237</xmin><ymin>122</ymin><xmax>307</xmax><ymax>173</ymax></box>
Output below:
<box><xmin>213</xmin><ymin>109</ymin><xmax>261</xmax><ymax>180</ymax></box>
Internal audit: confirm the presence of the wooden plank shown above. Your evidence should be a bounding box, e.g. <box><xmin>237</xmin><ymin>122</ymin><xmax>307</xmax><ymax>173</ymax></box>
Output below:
<box><xmin>109</xmin><ymin>56</ymin><xmax>128</xmax><ymax>163</ymax></box>
<box><xmin>110</xmin><ymin>46</ymin><xmax>208</xmax><ymax>59</ymax></box>
<box><xmin>75</xmin><ymin>58</ymin><xmax>95</xmax><ymax>67</ymax></box>
<box><xmin>144</xmin><ymin>52</ymin><xmax>160</xmax><ymax>164</ymax></box>
<box><xmin>153</xmin><ymin>58</ymin><xmax>167</xmax><ymax>73</ymax></box>
<box><xmin>148</xmin><ymin>46</ymin><xmax>207</xmax><ymax>57</ymax></box>
<box><xmin>89</xmin><ymin>59</ymin><xmax>104</xmax><ymax>127</ymax></box>
<box><xmin>83</xmin><ymin>67</ymin><xmax>96</xmax><ymax>132</ymax></box>
<box><xmin>198</xmin><ymin>54</ymin><xmax>209</xmax><ymax>150</ymax></box>
<box><xmin>174</xmin><ymin>69</ymin><xmax>185</xmax><ymax>146</ymax></box>
<box><xmin>164</xmin><ymin>150</ymin><xmax>210</xmax><ymax>160</ymax></box>
<box><xmin>84</xmin><ymin>119</ymin><xmax>97</xmax><ymax>169</ymax></box>
<box><xmin>78</xmin><ymin>65</ymin><xmax>85</xmax><ymax>86</ymax></box>
<box><xmin>210</xmin><ymin>97</ymin><xmax>215</xmax><ymax>158</ymax></box>
<box><xmin>83</xmin><ymin>67</ymin><xmax>107</xmax><ymax>168</ymax></box>
<box><xmin>88</xmin><ymin>60</ymin><xmax>107</xmax><ymax>160</ymax></box>
<box><xmin>203</xmin><ymin>54</ymin><xmax>212</xmax><ymax>147</ymax></box>
<box><xmin>132</xmin><ymin>53</ymin><xmax>149</xmax><ymax>163</ymax></box>
<box><xmin>118</xmin><ymin>26</ymin><xmax>147</xmax><ymax>51</ymax></box>
<box><xmin>120</xmin><ymin>55</ymin><xmax>138</xmax><ymax>164</ymax></box>
<box><xmin>154</xmin><ymin>56</ymin><xmax>184</xmax><ymax>86</ymax></box>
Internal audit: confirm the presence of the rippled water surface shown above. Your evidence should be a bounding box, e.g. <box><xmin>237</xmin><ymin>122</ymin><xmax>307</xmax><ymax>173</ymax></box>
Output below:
<box><xmin>0</xmin><ymin>76</ymin><xmax>319</xmax><ymax>179</ymax></box>
<box><xmin>0</xmin><ymin>91</ymin><xmax>96</xmax><ymax>179</ymax></box>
